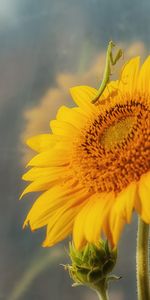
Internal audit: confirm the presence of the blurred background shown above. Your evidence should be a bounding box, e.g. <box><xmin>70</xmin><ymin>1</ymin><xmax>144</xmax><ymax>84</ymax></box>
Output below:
<box><xmin>0</xmin><ymin>0</ymin><xmax>150</xmax><ymax>299</ymax></box>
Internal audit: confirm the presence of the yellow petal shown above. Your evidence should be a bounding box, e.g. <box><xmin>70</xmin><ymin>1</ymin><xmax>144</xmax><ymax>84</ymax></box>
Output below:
<box><xmin>73</xmin><ymin>106</ymin><xmax>91</xmax><ymax>117</ymax></box>
<box><xmin>119</xmin><ymin>56</ymin><xmax>140</xmax><ymax>95</ymax></box>
<box><xmin>50</xmin><ymin>120</ymin><xmax>77</xmax><ymax>137</ymax></box>
<box><xmin>111</xmin><ymin>216</ymin><xmax>125</xmax><ymax>246</ymax></box>
<box><xmin>111</xmin><ymin>182</ymin><xmax>137</xmax><ymax>225</ymax></box>
<box><xmin>43</xmin><ymin>204</ymin><xmax>83</xmax><ymax>247</ymax></box>
<box><xmin>26</xmin><ymin>134</ymin><xmax>60</xmax><ymax>152</ymax></box>
<box><xmin>56</xmin><ymin>106</ymin><xmax>87</xmax><ymax>129</ymax></box>
<box><xmin>22</xmin><ymin>166</ymin><xmax>69</xmax><ymax>182</ymax></box>
<box><xmin>27</xmin><ymin>147</ymin><xmax>70</xmax><ymax>167</ymax></box>
<box><xmin>70</xmin><ymin>85</ymin><xmax>97</xmax><ymax>115</ymax></box>
<box><xmin>84</xmin><ymin>192</ymin><xmax>114</xmax><ymax>244</ymax></box>
<box><xmin>73</xmin><ymin>198</ymin><xmax>93</xmax><ymax>250</ymax></box>
<box><xmin>138</xmin><ymin>172</ymin><xmax>150</xmax><ymax>223</ymax></box>
<box><xmin>138</xmin><ymin>56</ymin><xmax>150</xmax><ymax>94</ymax></box>
<box><xmin>20</xmin><ymin>180</ymin><xmax>53</xmax><ymax>199</ymax></box>
<box><xmin>24</xmin><ymin>185</ymin><xmax>89</xmax><ymax>230</ymax></box>
<box><xmin>73</xmin><ymin>193</ymin><xmax>114</xmax><ymax>249</ymax></box>
<box><xmin>110</xmin><ymin>182</ymin><xmax>137</xmax><ymax>244</ymax></box>
<box><xmin>20</xmin><ymin>170</ymin><xmax>72</xmax><ymax>198</ymax></box>
<box><xmin>43</xmin><ymin>210</ymin><xmax>74</xmax><ymax>247</ymax></box>
<box><xmin>100</xmin><ymin>80</ymin><xmax>119</xmax><ymax>102</ymax></box>
<box><xmin>102</xmin><ymin>217</ymin><xmax>113</xmax><ymax>247</ymax></box>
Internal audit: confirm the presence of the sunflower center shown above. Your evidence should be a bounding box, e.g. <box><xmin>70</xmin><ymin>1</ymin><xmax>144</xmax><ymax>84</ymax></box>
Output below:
<box><xmin>100</xmin><ymin>116</ymin><xmax>136</xmax><ymax>149</ymax></box>
<box><xmin>72</xmin><ymin>98</ymin><xmax>150</xmax><ymax>194</ymax></box>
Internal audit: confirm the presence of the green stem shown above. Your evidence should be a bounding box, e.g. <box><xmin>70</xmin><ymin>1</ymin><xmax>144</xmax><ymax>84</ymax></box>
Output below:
<box><xmin>95</xmin><ymin>280</ymin><xmax>109</xmax><ymax>300</ymax></box>
<box><xmin>136</xmin><ymin>218</ymin><xmax>150</xmax><ymax>300</ymax></box>
<box><xmin>96</xmin><ymin>289</ymin><xmax>109</xmax><ymax>300</ymax></box>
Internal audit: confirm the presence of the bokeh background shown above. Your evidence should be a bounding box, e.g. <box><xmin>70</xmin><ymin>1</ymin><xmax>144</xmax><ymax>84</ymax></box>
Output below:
<box><xmin>0</xmin><ymin>0</ymin><xmax>150</xmax><ymax>299</ymax></box>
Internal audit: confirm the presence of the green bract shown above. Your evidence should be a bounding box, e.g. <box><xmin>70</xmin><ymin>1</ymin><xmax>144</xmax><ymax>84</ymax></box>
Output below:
<box><xmin>65</xmin><ymin>240</ymin><xmax>119</xmax><ymax>298</ymax></box>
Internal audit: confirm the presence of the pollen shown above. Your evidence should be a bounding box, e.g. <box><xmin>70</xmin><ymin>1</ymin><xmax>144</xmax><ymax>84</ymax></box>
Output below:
<box><xmin>72</xmin><ymin>96</ymin><xmax>150</xmax><ymax>194</ymax></box>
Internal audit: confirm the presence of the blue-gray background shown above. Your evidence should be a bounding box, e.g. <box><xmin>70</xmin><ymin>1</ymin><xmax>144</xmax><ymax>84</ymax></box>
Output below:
<box><xmin>0</xmin><ymin>0</ymin><xmax>149</xmax><ymax>299</ymax></box>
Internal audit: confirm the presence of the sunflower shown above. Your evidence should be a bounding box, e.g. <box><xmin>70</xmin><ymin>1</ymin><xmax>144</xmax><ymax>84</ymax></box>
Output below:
<box><xmin>21</xmin><ymin>56</ymin><xmax>150</xmax><ymax>250</ymax></box>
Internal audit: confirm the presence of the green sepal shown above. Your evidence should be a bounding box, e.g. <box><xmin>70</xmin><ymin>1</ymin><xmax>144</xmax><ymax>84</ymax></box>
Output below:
<box><xmin>64</xmin><ymin>239</ymin><xmax>120</xmax><ymax>298</ymax></box>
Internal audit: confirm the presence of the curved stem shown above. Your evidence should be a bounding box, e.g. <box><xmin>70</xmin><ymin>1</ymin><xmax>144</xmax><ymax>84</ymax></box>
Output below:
<box><xmin>136</xmin><ymin>218</ymin><xmax>150</xmax><ymax>300</ymax></box>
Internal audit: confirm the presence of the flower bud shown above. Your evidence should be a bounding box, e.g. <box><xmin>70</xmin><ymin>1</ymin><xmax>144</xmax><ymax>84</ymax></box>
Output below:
<box><xmin>65</xmin><ymin>240</ymin><xmax>119</xmax><ymax>297</ymax></box>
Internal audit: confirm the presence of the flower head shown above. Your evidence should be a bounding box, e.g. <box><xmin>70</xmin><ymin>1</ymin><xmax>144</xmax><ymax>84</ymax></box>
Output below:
<box><xmin>21</xmin><ymin>55</ymin><xmax>150</xmax><ymax>249</ymax></box>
